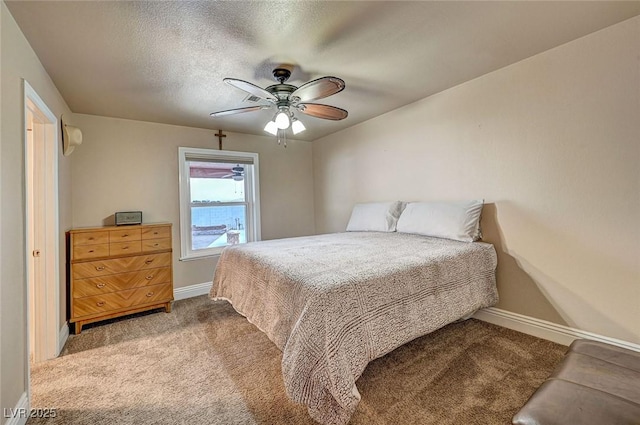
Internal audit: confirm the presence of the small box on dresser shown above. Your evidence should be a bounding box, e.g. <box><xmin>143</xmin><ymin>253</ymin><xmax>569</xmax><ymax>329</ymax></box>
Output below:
<box><xmin>68</xmin><ymin>223</ymin><xmax>174</xmax><ymax>334</ymax></box>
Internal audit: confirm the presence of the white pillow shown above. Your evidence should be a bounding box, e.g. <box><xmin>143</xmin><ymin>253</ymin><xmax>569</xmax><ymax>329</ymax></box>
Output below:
<box><xmin>396</xmin><ymin>200</ymin><xmax>484</xmax><ymax>242</ymax></box>
<box><xmin>346</xmin><ymin>201</ymin><xmax>405</xmax><ymax>232</ymax></box>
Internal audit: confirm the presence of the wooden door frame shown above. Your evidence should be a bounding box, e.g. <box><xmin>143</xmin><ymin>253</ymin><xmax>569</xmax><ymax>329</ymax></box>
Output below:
<box><xmin>24</xmin><ymin>80</ymin><xmax>60</xmax><ymax>367</ymax></box>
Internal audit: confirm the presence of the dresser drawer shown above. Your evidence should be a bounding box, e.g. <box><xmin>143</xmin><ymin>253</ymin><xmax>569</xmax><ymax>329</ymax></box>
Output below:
<box><xmin>74</xmin><ymin>243</ymin><xmax>110</xmax><ymax>260</ymax></box>
<box><xmin>73</xmin><ymin>231</ymin><xmax>109</xmax><ymax>246</ymax></box>
<box><xmin>142</xmin><ymin>226</ymin><xmax>171</xmax><ymax>240</ymax></box>
<box><xmin>109</xmin><ymin>228</ymin><xmax>141</xmax><ymax>243</ymax></box>
<box><xmin>142</xmin><ymin>238</ymin><xmax>171</xmax><ymax>252</ymax></box>
<box><xmin>73</xmin><ymin>252</ymin><xmax>172</xmax><ymax>279</ymax></box>
<box><xmin>73</xmin><ymin>267</ymin><xmax>171</xmax><ymax>298</ymax></box>
<box><xmin>110</xmin><ymin>240</ymin><xmax>142</xmax><ymax>256</ymax></box>
<box><xmin>72</xmin><ymin>282</ymin><xmax>173</xmax><ymax>319</ymax></box>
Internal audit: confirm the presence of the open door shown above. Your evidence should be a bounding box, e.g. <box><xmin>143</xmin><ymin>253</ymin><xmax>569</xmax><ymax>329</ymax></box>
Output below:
<box><xmin>24</xmin><ymin>81</ymin><xmax>60</xmax><ymax>364</ymax></box>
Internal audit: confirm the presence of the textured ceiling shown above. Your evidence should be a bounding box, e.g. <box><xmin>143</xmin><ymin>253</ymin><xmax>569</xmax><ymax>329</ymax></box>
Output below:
<box><xmin>6</xmin><ymin>1</ymin><xmax>640</xmax><ymax>141</ymax></box>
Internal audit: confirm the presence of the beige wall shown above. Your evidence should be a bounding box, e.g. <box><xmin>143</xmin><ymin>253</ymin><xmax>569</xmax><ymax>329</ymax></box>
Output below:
<box><xmin>70</xmin><ymin>114</ymin><xmax>315</xmax><ymax>289</ymax></box>
<box><xmin>1</xmin><ymin>1</ymin><xmax>73</xmax><ymax>418</ymax></box>
<box><xmin>313</xmin><ymin>17</ymin><xmax>640</xmax><ymax>344</ymax></box>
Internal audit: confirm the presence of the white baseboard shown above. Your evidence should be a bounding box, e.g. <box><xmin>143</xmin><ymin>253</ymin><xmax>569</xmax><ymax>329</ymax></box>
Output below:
<box><xmin>474</xmin><ymin>307</ymin><xmax>640</xmax><ymax>352</ymax></box>
<box><xmin>170</xmin><ymin>284</ymin><xmax>640</xmax><ymax>352</ymax></box>
<box><xmin>173</xmin><ymin>281</ymin><xmax>212</xmax><ymax>301</ymax></box>
<box><xmin>4</xmin><ymin>392</ymin><xmax>29</xmax><ymax>425</ymax></box>
<box><xmin>58</xmin><ymin>322</ymin><xmax>69</xmax><ymax>355</ymax></box>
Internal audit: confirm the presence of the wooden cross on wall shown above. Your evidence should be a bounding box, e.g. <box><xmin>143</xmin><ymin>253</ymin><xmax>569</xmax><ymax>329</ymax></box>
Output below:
<box><xmin>215</xmin><ymin>130</ymin><xmax>227</xmax><ymax>150</ymax></box>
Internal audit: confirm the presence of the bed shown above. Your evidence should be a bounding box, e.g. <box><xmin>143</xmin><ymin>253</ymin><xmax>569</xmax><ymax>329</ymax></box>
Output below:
<box><xmin>210</xmin><ymin>231</ymin><xmax>498</xmax><ymax>425</ymax></box>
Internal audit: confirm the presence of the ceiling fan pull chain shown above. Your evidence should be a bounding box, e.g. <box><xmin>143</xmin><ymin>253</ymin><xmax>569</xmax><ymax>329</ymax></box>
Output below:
<box><xmin>277</xmin><ymin>129</ymin><xmax>281</xmax><ymax>145</ymax></box>
<box><xmin>284</xmin><ymin>130</ymin><xmax>287</xmax><ymax>148</ymax></box>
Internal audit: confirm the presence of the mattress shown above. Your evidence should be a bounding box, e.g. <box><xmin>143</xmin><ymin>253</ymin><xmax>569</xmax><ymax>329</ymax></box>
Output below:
<box><xmin>211</xmin><ymin>231</ymin><xmax>498</xmax><ymax>424</ymax></box>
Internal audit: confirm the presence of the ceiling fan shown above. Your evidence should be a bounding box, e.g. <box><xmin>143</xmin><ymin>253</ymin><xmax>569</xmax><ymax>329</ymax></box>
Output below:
<box><xmin>222</xmin><ymin>165</ymin><xmax>244</xmax><ymax>181</ymax></box>
<box><xmin>210</xmin><ymin>67</ymin><xmax>348</xmax><ymax>136</ymax></box>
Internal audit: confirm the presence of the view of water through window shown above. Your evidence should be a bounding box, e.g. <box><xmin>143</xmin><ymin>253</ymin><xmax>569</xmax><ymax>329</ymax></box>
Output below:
<box><xmin>191</xmin><ymin>205</ymin><xmax>247</xmax><ymax>249</ymax></box>
<box><xmin>189</xmin><ymin>162</ymin><xmax>249</xmax><ymax>250</ymax></box>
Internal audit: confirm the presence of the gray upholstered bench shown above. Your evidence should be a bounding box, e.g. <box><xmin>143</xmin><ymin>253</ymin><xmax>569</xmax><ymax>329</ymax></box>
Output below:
<box><xmin>513</xmin><ymin>339</ymin><xmax>640</xmax><ymax>425</ymax></box>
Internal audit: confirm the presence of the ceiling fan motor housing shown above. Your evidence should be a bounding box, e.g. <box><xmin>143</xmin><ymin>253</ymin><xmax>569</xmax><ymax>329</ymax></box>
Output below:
<box><xmin>266</xmin><ymin>84</ymin><xmax>298</xmax><ymax>107</ymax></box>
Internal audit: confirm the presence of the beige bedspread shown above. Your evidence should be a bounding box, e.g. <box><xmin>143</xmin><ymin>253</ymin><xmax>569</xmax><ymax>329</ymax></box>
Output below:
<box><xmin>210</xmin><ymin>232</ymin><xmax>498</xmax><ymax>425</ymax></box>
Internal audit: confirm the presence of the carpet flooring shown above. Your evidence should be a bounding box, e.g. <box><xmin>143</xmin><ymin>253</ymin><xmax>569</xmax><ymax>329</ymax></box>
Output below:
<box><xmin>28</xmin><ymin>295</ymin><xmax>566</xmax><ymax>425</ymax></box>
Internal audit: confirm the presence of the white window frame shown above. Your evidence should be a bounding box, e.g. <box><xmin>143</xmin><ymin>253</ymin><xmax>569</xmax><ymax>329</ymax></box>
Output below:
<box><xmin>178</xmin><ymin>147</ymin><xmax>261</xmax><ymax>260</ymax></box>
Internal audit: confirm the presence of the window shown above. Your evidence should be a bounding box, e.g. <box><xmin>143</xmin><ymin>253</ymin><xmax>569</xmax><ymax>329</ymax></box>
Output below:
<box><xmin>178</xmin><ymin>147</ymin><xmax>260</xmax><ymax>260</ymax></box>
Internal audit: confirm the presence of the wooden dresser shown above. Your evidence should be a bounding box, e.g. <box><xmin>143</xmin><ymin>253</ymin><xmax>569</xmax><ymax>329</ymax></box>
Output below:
<box><xmin>68</xmin><ymin>223</ymin><xmax>173</xmax><ymax>334</ymax></box>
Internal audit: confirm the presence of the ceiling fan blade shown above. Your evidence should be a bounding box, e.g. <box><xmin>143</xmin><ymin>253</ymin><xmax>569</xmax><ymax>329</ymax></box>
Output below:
<box><xmin>209</xmin><ymin>105</ymin><xmax>270</xmax><ymax>118</ymax></box>
<box><xmin>291</xmin><ymin>77</ymin><xmax>345</xmax><ymax>102</ymax></box>
<box><xmin>297</xmin><ymin>103</ymin><xmax>348</xmax><ymax>121</ymax></box>
<box><xmin>224</xmin><ymin>78</ymin><xmax>277</xmax><ymax>102</ymax></box>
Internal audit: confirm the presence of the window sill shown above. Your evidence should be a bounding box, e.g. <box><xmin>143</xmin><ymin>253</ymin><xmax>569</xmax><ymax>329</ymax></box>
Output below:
<box><xmin>179</xmin><ymin>253</ymin><xmax>221</xmax><ymax>262</ymax></box>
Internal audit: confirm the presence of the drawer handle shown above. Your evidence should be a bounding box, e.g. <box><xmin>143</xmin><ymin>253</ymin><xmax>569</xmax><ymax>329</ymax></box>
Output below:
<box><xmin>88</xmin><ymin>250</ymin><xmax>94</xmax><ymax>253</ymax></box>
<box><xmin>122</xmin><ymin>234</ymin><xmax>129</xmax><ymax>237</ymax></box>
<box><xmin>95</xmin><ymin>266</ymin><xmax>105</xmax><ymax>271</ymax></box>
<box><xmin>153</xmin><ymin>243</ymin><xmax>159</xmax><ymax>247</ymax></box>
<box><xmin>145</xmin><ymin>275</ymin><xmax>154</xmax><ymax>280</ymax></box>
<box><xmin>88</xmin><ymin>237</ymin><xmax>95</xmax><ymax>240</ymax></box>
<box><xmin>146</xmin><ymin>292</ymin><xmax>154</xmax><ymax>297</ymax></box>
<box><xmin>96</xmin><ymin>283</ymin><xmax>106</xmax><ymax>288</ymax></box>
<box><xmin>122</xmin><ymin>246</ymin><xmax>129</xmax><ymax>250</ymax></box>
<box><xmin>145</xmin><ymin>259</ymin><xmax>154</xmax><ymax>264</ymax></box>
<box><xmin>96</xmin><ymin>301</ymin><xmax>105</xmax><ymax>307</ymax></box>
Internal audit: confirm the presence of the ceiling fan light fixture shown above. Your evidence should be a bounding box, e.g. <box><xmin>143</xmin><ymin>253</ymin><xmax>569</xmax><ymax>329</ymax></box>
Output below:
<box><xmin>275</xmin><ymin>111</ymin><xmax>290</xmax><ymax>129</ymax></box>
<box><xmin>264</xmin><ymin>120</ymin><xmax>278</xmax><ymax>135</ymax></box>
<box><xmin>292</xmin><ymin>119</ymin><xmax>306</xmax><ymax>135</ymax></box>
<box><xmin>211</xmin><ymin>67</ymin><xmax>348</xmax><ymax>145</ymax></box>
